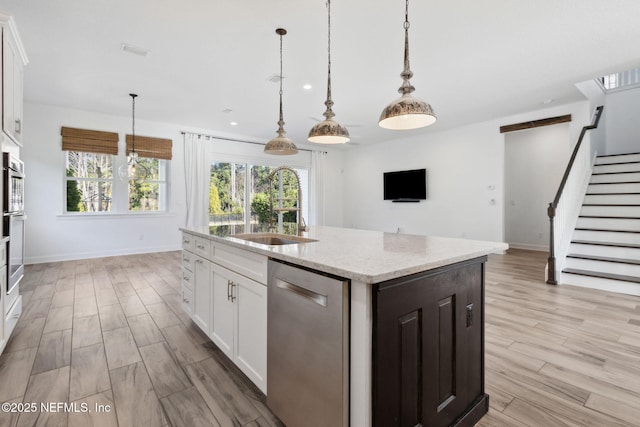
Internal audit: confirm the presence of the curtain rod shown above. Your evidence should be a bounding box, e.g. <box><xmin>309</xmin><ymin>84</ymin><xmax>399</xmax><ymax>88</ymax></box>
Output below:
<box><xmin>180</xmin><ymin>131</ymin><xmax>325</xmax><ymax>154</ymax></box>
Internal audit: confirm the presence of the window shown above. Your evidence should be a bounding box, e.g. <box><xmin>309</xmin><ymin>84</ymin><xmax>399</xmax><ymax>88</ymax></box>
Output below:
<box><xmin>210</xmin><ymin>162</ymin><xmax>308</xmax><ymax>230</ymax></box>
<box><xmin>128</xmin><ymin>158</ymin><xmax>169</xmax><ymax>211</ymax></box>
<box><xmin>62</xmin><ymin>126</ymin><xmax>172</xmax><ymax>214</ymax></box>
<box><xmin>65</xmin><ymin>151</ymin><xmax>113</xmax><ymax>212</ymax></box>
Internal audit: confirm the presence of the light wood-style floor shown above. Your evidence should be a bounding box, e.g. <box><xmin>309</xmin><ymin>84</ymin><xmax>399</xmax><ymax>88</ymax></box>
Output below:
<box><xmin>0</xmin><ymin>249</ymin><xmax>638</xmax><ymax>426</ymax></box>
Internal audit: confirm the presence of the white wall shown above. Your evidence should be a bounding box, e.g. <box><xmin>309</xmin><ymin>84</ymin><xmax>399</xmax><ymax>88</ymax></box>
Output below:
<box><xmin>22</xmin><ymin>102</ymin><xmax>344</xmax><ymax>263</ymax></box>
<box><xmin>504</xmin><ymin>123</ymin><xmax>570</xmax><ymax>250</ymax></box>
<box><xmin>342</xmin><ymin>101</ymin><xmax>590</xmax><ymax>243</ymax></box>
<box><xmin>604</xmin><ymin>87</ymin><xmax>640</xmax><ymax>154</ymax></box>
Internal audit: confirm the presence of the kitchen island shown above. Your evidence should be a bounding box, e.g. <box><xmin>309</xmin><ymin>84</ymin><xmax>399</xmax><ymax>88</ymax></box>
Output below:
<box><xmin>180</xmin><ymin>225</ymin><xmax>507</xmax><ymax>427</ymax></box>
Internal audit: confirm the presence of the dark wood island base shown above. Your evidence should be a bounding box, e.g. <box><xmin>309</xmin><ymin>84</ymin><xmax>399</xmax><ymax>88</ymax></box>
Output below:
<box><xmin>373</xmin><ymin>256</ymin><xmax>489</xmax><ymax>427</ymax></box>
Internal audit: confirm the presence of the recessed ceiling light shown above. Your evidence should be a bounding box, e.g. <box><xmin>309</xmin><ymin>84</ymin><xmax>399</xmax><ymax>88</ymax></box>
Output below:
<box><xmin>542</xmin><ymin>98</ymin><xmax>554</xmax><ymax>105</ymax></box>
<box><xmin>120</xmin><ymin>43</ymin><xmax>150</xmax><ymax>57</ymax></box>
<box><xmin>303</xmin><ymin>84</ymin><xmax>312</xmax><ymax>90</ymax></box>
<box><xmin>230</xmin><ymin>121</ymin><xmax>238</xmax><ymax>126</ymax></box>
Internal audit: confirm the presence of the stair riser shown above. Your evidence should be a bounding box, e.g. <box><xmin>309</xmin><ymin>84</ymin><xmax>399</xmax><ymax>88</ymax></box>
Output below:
<box><xmin>576</xmin><ymin>217</ymin><xmax>640</xmax><ymax>231</ymax></box>
<box><xmin>561</xmin><ymin>272</ymin><xmax>640</xmax><ymax>296</ymax></box>
<box><xmin>591</xmin><ymin>172</ymin><xmax>640</xmax><ymax>183</ymax></box>
<box><xmin>587</xmin><ymin>182</ymin><xmax>640</xmax><ymax>194</ymax></box>
<box><xmin>593</xmin><ymin>163</ymin><xmax>640</xmax><ymax>174</ymax></box>
<box><xmin>570</xmin><ymin>243</ymin><xmax>640</xmax><ymax>259</ymax></box>
<box><xmin>596</xmin><ymin>154</ymin><xmax>640</xmax><ymax>164</ymax></box>
<box><xmin>580</xmin><ymin>205</ymin><xmax>640</xmax><ymax>217</ymax></box>
<box><xmin>572</xmin><ymin>229</ymin><xmax>640</xmax><ymax>244</ymax></box>
<box><xmin>583</xmin><ymin>194</ymin><xmax>640</xmax><ymax>204</ymax></box>
<box><xmin>565</xmin><ymin>258</ymin><xmax>640</xmax><ymax>277</ymax></box>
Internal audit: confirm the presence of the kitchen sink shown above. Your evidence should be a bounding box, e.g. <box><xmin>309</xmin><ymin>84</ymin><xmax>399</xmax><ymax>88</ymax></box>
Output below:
<box><xmin>233</xmin><ymin>233</ymin><xmax>317</xmax><ymax>246</ymax></box>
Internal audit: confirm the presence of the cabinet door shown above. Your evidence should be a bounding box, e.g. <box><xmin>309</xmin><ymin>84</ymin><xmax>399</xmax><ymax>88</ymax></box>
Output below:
<box><xmin>235</xmin><ymin>276</ymin><xmax>267</xmax><ymax>393</ymax></box>
<box><xmin>2</xmin><ymin>28</ymin><xmax>22</xmax><ymax>145</ymax></box>
<box><xmin>211</xmin><ymin>264</ymin><xmax>235</xmax><ymax>359</ymax></box>
<box><xmin>192</xmin><ymin>255</ymin><xmax>211</xmax><ymax>334</ymax></box>
<box><xmin>373</xmin><ymin>258</ymin><xmax>486</xmax><ymax>427</ymax></box>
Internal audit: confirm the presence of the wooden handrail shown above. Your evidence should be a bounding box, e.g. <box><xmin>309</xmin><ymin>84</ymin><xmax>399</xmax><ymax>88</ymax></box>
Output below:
<box><xmin>547</xmin><ymin>105</ymin><xmax>604</xmax><ymax>284</ymax></box>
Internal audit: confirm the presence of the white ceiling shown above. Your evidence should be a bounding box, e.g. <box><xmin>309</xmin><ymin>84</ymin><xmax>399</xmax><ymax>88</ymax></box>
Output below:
<box><xmin>4</xmin><ymin>0</ymin><xmax>640</xmax><ymax>149</ymax></box>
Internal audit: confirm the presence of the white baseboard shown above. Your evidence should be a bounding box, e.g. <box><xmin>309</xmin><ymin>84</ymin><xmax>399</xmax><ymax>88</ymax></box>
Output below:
<box><xmin>506</xmin><ymin>242</ymin><xmax>548</xmax><ymax>252</ymax></box>
<box><xmin>25</xmin><ymin>244</ymin><xmax>182</xmax><ymax>265</ymax></box>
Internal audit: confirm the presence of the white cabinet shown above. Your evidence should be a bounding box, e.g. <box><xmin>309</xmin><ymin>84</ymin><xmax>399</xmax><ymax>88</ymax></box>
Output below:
<box><xmin>0</xmin><ymin>14</ymin><xmax>28</xmax><ymax>147</ymax></box>
<box><xmin>211</xmin><ymin>264</ymin><xmax>267</xmax><ymax>393</ymax></box>
<box><xmin>210</xmin><ymin>265</ymin><xmax>235</xmax><ymax>357</ymax></box>
<box><xmin>181</xmin><ymin>250</ymin><xmax>194</xmax><ymax>316</ymax></box>
<box><xmin>181</xmin><ymin>231</ymin><xmax>268</xmax><ymax>393</ymax></box>
<box><xmin>192</xmin><ymin>255</ymin><xmax>211</xmax><ymax>334</ymax></box>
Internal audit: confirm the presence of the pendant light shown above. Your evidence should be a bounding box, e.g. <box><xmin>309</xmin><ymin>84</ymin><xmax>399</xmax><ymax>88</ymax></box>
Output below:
<box><xmin>378</xmin><ymin>0</ymin><xmax>436</xmax><ymax>130</ymax></box>
<box><xmin>264</xmin><ymin>28</ymin><xmax>298</xmax><ymax>155</ymax></box>
<box><xmin>118</xmin><ymin>93</ymin><xmax>149</xmax><ymax>180</ymax></box>
<box><xmin>307</xmin><ymin>0</ymin><xmax>349</xmax><ymax>144</ymax></box>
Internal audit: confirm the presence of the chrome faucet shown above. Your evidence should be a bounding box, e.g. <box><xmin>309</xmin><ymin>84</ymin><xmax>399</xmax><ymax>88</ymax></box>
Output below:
<box><xmin>268</xmin><ymin>166</ymin><xmax>307</xmax><ymax>234</ymax></box>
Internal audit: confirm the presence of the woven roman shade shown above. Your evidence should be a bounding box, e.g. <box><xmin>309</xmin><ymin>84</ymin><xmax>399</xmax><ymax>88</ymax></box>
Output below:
<box><xmin>61</xmin><ymin>127</ymin><xmax>119</xmax><ymax>155</ymax></box>
<box><xmin>126</xmin><ymin>135</ymin><xmax>173</xmax><ymax>160</ymax></box>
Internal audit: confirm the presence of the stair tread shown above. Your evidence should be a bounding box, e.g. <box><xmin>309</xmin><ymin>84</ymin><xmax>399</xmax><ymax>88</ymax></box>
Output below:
<box><xmin>582</xmin><ymin>204</ymin><xmax>640</xmax><ymax>207</ymax></box>
<box><xmin>572</xmin><ymin>240</ymin><xmax>640</xmax><ymax>249</ymax></box>
<box><xmin>589</xmin><ymin>181</ymin><xmax>640</xmax><ymax>185</ymax></box>
<box><xmin>575</xmin><ymin>227</ymin><xmax>640</xmax><ymax>233</ymax></box>
<box><xmin>594</xmin><ymin>160</ymin><xmax>640</xmax><ymax>166</ymax></box>
<box><xmin>567</xmin><ymin>254</ymin><xmax>640</xmax><ymax>265</ymax></box>
<box><xmin>597</xmin><ymin>152</ymin><xmax>640</xmax><ymax>158</ymax></box>
<box><xmin>585</xmin><ymin>192</ymin><xmax>640</xmax><ymax>195</ymax></box>
<box><xmin>563</xmin><ymin>268</ymin><xmax>640</xmax><ymax>284</ymax></box>
<box><xmin>579</xmin><ymin>215</ymin><xmax>640</xmax><ymax>220</ymax></box>
<box><xmin>592</xmin><ymin>171</ymin><xmax>640</xmax><ymax>176</ymax></box>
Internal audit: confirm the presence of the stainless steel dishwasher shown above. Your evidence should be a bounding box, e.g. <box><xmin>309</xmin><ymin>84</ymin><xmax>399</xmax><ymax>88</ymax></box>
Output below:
<box><xmin>267</xmin><ymin>259</ymin><xmax>349</xmax><ymax>427</ymax></box>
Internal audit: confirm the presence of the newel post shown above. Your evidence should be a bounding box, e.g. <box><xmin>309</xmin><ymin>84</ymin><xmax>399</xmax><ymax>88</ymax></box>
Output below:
<box><xmin>546</xmin><ymin>203</ymin><xmax>557</xmax><ymax>285</ymax></box>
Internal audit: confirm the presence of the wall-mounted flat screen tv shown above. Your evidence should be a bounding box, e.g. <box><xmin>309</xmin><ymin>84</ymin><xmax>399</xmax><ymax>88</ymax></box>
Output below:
<box><xmin>383</xmin><ymin>168</ymin><xmax>427</xmax><ymax>202</ymax></box>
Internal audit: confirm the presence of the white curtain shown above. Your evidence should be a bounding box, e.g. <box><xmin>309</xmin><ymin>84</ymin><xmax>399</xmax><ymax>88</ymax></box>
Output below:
<box><xmin>309</xmin><ymin>150</ymin><xmax>326</xmax><ymax>226</ymax></box>
<box><xmin>183</xmin><ymin>133</ymin><xmax>209</xmax><ymax>228</ymax></box>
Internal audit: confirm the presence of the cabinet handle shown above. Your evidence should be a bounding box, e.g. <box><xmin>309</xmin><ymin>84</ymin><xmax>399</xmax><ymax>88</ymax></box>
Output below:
<box><xmin>183</xmin><ymin>256</ymin><xmax>190</xmax><ymax>263</ymax></box>
<box><xmin>195</xmin><ymin>259</ymin><xmax>203</xmax><ymax>265</ymax></box>
<box><xmin>14</xmin><ymin>119</ymin><xmax>20</xmax><ymax>134</ymax></box>
<box><xmin>183</xmin><ymin>297</ymin><xmax>190</xmax><ymax>304</ymax></box>
<box><xmin>197</xmin><ymin>244</ymin><xmax>205</xmax><ymax>249</ymax></box>
<box><xmin>183</xmin><ymin>275</ymin><xmax>190</xmax><ymax>281</ymax></box>
<box><xmin>227</xmin><ymin>280</ymin><xmax>232</xmax><ymax>301</ymax></box>
<box><xmin>183</xmin><ymin>239</ymin><xmax>191</xmax><ymax>244</ymax></box>
<box><xmin>230</xmin><ymin>282</ymin><xmax>237</xmax><ymax>303</ymax></box>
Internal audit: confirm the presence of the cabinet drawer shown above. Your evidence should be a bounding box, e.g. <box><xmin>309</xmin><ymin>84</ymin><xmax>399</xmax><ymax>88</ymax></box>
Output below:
<box><xmin>182</xmin><ymin>286</ymin><xmax>193</xmax><ymax>315</ymax></box>
<box><xmin>214</xmin><ymin>243</ymin><xmax>268</xmax><ymax>285</ymax></box>
<box><xmin>182</xmin><ymin>233</ymin><xmax>194</xmax><ymax>251</ymax></box>
<box><xmin>182</xmin><ymin>251</ymin><xmax>194</xmax><ymax>272</ymax></box>
<box><xmin>193</xmin><ymin>237</ymin><xmax>212</xmax><ymax>259</ymax></box>
<box><xmin>182</xmin><ymin>268</ymin><xmax>193</xmax><ymax>291</ymax></box>
<box><xmin>5</xmin><ymin>294</ymin><xmax>22</xmax><ymax>339</ymax></box>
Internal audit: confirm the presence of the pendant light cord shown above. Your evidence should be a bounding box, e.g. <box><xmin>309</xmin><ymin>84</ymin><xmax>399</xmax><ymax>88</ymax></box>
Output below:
<box><xmin>277</xmin><ymin>31</ymin><xmax>285</xmax><ymax>134</ymax></box>
<box><xmin>130</xmin><ymin>93</ymin><xmax>138</xmax><ymax>154</ymax></box>
<box><xmin>323</xmin><ymin>0</ymin><xmax>335</xmax><ymax>118</ymax></box>
<box><xmin>399</xmin><ymin>0</ymin><xmax>415</xmax><ymax>95</ymax></box>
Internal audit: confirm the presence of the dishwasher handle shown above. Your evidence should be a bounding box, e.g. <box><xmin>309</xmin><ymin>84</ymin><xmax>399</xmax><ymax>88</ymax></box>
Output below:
<box><xmin>274</xmin><ymin>278</ymin><xmax>328</xmax><ymax>307</ymax></box>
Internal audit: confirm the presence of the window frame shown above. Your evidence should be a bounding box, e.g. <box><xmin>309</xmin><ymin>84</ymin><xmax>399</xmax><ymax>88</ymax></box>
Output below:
<box><xmin>209</xmin><ymin>155</ymin><xmax>310</xmax><ymax>230</ymax></box>
<box><xmin>62</xmin><ymin>150</ymin><xmax>171</xmax><ymax>216</ymax></box>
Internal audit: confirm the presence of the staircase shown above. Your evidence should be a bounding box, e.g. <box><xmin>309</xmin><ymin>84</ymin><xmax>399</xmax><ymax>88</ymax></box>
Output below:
<box><xmin>562</xmin><ymin>152</ymin><xmax>640</xmax><ymax>296</ymax></box>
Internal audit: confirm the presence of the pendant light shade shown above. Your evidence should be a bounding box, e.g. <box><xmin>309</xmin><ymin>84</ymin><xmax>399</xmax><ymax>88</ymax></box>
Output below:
<box><xmin>379</xmin><ymin>0</ymin><xmax>436</xmax><ymax>130</ymax></box>
<box><xmin>307</xmin><ymin>0</ymin><xmax>349</xmax><ymax>144</ymax></box>
<box><xmin>265</xmin><ymin>28</ymin><xmax>298</xmax><ymax>155</ymax></box>
<box><xmin>118</xmin><ymin>93</ymin><xmax>149</xmax><ymax>181</ymax></box>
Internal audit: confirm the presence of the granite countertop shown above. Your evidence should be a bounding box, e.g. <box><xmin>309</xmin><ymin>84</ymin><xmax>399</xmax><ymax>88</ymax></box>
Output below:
<box><xmin>180</xmin><ymin>225</ymin><xmax>508</xmax><ymax>284</ymax></box>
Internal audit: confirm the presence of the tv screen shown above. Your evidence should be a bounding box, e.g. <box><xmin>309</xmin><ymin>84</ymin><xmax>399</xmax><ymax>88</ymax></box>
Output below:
<box><xmin>383</xmin><ymin>169</ymin><xmax>427</xmax><ymax>202</ymax></box>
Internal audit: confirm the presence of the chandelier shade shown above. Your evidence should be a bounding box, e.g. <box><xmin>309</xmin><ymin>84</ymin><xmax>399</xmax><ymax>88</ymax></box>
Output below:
<box><xmin>379</xmin><ymin>0</ymin><xmax>436</xmax><ymax>130</ymax></box>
